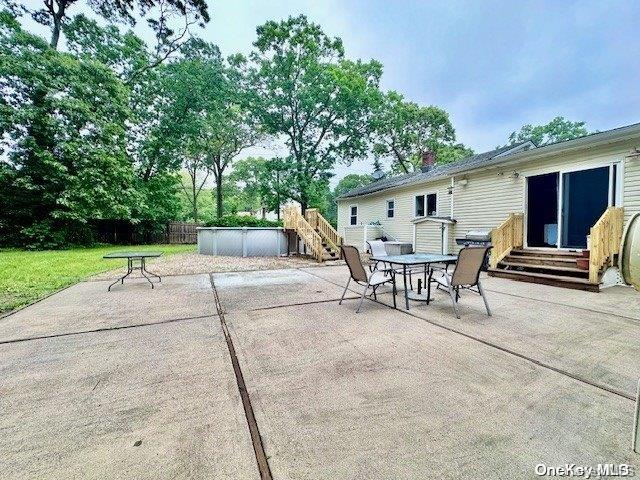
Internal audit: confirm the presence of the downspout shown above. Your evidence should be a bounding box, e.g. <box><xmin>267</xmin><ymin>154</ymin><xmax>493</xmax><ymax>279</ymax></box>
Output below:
<box><xmin>450</xmin><ymin>177</ymin><xmax>455</xmax><ymax>218</ymax></box>
<box><xmin>450</xmin><ymin>177</ymin><xmax>455</xmax><ymax>253</ymax></box>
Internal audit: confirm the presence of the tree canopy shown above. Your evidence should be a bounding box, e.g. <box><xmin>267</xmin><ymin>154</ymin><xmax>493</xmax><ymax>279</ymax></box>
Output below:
<box><xmin>1</xmin><ymin>6</ymin><xmax>485</xmax><ymax>248</ymax></box>
<box><xmin>371</xmin><ymin>90</ymin><xmax>473</xmax><ymax>173</ymax></box>
<box><xmin>248</xmin><ymin>15</ymin><xmax>382</xmax><ymax>212</ymax></box>
<box><xmin>7</xmin><ymin>0</ymin><xmax>209</xmax><ymax>49</ymax></box>
<box><xmin>505</xmin><ymin>116</ymin><xmax>590</xmax><ymax>147</ymax></box>
<box><xmin>0</xmin><ymin>12</ymin><xmax>139</xmax><ymax>246</ymax></box>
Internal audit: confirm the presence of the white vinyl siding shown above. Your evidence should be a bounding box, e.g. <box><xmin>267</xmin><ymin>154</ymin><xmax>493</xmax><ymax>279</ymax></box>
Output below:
<box><xmin>337</xmin><ymin>138</ymin><xmax>640</xmax><ymax>251</ymax></box>
<box><xmin>337</xmin><ymin>180</ymin><xmax>451</xmax><ymax>246</ymax></box>
<box><xmin>414</xmin><ymin>222</ymin><xmax>452</xmax><ymax>254</ymax></box>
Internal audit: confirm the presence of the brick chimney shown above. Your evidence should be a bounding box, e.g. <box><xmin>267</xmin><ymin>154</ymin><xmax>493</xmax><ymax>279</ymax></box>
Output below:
<box><xmin>421</xmin><ymin>150</ymin><xmax>436</xmax><ymax>172</ymax></box>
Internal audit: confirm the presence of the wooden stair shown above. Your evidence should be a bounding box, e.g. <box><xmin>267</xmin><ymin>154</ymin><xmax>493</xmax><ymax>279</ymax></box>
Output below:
<box><xmin>283</xmin><ymin>207</ymin><xmax>342</xmax><ymax>262</ymax></box>
<box><xmin>488</xmin><ymin>248</ymin><xmax>598</xmax><ymax>292</ymax></box>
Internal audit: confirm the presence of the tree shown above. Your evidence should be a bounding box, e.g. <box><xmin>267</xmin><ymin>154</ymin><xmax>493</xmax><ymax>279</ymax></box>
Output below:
<box><xmin>248</xmin><ymin>15</ymin><xmax>382</xmax><ymax>213</ymax></box>
<box><xmin>157</xmin><ymin>40</ymin><xmax>260</xmax><ymax>220</ymax></box>
<box><xmin>228</xmin><ymin>156</ymin><xmax>292</xmax><ymax>220</ymax></box>
<box><xmin>506</xmin><ymin>116</ymin><xmax>590</xmax><ymax>147</ymax></box>
<box><xmin>229</xmin><ymin>157</ymin><xmax>266</xmax><ymax>214</ymax></box>
<box><xmin>15</xmin><ymin>0</ymin><xmax>209</xmax><ymax>49</ymax></box>
<box><xmin>64</xmin><ymin>14</ymin><xmax>182</xmax><ymax>228</ymax></box>
<box><xmin>371</xmin><ymin>90</ymin><xmax>469</xmax><ymax>174</ymax></box>
<box><xmin>325</xmin><ymin>173</ymin><xmax>372</xmax><ymax>224</ymax></box>
<box><xmin>0</xmin><ymin>12</ymin><xmax>138</xmax><ymax>246</ymax></box>
<box><xmin>260</xmin><ymin>158</ymin><xmax>290</xmax><ymax>220</ymax></box>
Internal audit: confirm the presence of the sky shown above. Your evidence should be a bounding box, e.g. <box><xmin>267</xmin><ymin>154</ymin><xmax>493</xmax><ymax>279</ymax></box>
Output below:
<box><xmin>23</xmin><ymin>0</ymin><xmax>640</xmax><ymax>184</ymax></box>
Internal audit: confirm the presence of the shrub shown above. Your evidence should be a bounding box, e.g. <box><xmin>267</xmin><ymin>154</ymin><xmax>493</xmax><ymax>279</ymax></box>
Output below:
<box><xmin>204</xmin><ymin>215</ymin><xmax>282</xmax><ymax>228</ymax></box>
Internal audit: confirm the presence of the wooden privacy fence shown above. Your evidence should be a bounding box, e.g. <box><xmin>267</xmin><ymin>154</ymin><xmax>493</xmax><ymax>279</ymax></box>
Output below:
<box><xmin>166</xmin><ymin>222</ymin><xmax>199</xmax><ymax>244</ymax></box>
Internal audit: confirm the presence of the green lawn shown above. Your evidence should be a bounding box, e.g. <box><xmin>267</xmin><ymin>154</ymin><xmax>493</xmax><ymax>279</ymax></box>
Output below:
<box><xmin>0</xmin><ymin>244</ymin><xmax>195</xmax><ymax>314</ymax></box>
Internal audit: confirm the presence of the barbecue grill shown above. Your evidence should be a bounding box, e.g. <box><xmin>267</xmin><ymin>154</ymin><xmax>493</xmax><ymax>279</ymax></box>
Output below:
<box><xmin>456</xmin><ymin>229</ymin><xmax>492</xmax><ymax>247</ymax></box>
<box><xmin>456</xmin><ymin>229</ymin><xmax>492</xmax><ymax>270</ymax></box>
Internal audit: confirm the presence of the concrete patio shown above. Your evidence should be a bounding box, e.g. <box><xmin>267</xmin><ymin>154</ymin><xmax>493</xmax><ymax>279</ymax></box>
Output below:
<box><xmin>1</xmin><ymin>265</ymin><xmax>639</xmax><ymax>479</ymax></box>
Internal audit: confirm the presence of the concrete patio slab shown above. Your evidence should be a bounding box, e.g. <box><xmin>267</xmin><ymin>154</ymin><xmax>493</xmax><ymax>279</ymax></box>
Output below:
<box><xmin>227</xmin><ymin>302</ymin><xmax>639</xmax><ymax>479</ymax></box>
<box><xmin>303</xmin><ymin>265</ymin><xmax>640</xmax><ymax>399</ymax></box>
<box><xmin>0</xmin><ymin>274</ymin><xmax>217</xmax><ymax>342</ymax></box>
<box><xmin>0</xmin><ymin>316</ymin><xmax>257</xmax><ymax>480</ymax></box>
<box><xmin>212</xmin><ymin>269</ymin><xmax>355</xmax><ymax>313</ymax></box>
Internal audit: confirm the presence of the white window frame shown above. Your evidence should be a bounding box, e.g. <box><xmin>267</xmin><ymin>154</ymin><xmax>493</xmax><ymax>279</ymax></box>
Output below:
<box><xmin>415</xmin><ymin>192</ymin><xmax>438</xmax><ymax>218</ymax></box>
<box><xmin>386</xmin><ymin>198</ymin><xmax>395</xmax><ymax>218</ymax></box>
<box><xmin>349</xmin><ymin>204</ymin><xmax>358</xmax><ymax>225</ymax></box>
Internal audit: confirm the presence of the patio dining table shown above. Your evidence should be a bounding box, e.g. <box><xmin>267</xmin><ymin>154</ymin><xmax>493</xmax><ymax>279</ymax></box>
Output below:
<box><xmin>370</xmin><ymin>253</ymin><xmax>458</xmax><ymax>310</ymax></box>
<box><xmin>103</xmin><ymin>251</ymin><xmax>163</xmax><ymax>291</ymax></box>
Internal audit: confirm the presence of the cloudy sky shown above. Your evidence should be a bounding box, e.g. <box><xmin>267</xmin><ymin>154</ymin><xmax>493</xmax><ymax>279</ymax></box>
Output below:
<box><xmin>25</xmin><ymin>0</ymin><xmax>640</xmax><ymax>182</ymax></box>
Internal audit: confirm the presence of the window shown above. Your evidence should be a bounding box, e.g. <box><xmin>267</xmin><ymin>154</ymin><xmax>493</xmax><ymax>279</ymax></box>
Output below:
<box><xmin>415</xmin><ymin>195</ymin><xmax>425</xmax><ymax>217</ymax></box>
<box><xmin>386</xmin><ymin>199</ymin><xmax>395</xmax><ymax>218</ymax></box>
<box><xmin>415</xmin><ymin>193</ymin><xmax>437</xmax><ymax>217</ymax></box>
<box><xmin>349</xmin><ymin>205</ymin><xmax>358</xmax><ymax>225</ymax></box>
<box><xmin>427</xmin><ymin>193</ymin><xmax>437</xmax><ymax>216</ymax></box>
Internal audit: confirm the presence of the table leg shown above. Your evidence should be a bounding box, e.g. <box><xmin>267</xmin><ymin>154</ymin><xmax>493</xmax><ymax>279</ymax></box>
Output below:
<box><xmin>139</xmin><ymin>258</ymin><xmax>155</xmax><ymax>289</ymax></box>
<box><xmin>427</xmin><ymin>266</ymin><xmax>434</xmax><ymax>305</ymax></box>
<box><xmin>108</xmin><ymin>259</ymin><xmax>133</xmax><ymax>292</ymax></box>
<box><xmin>143</xmin><ymin>261</ymin><xmax>162</xmax><ymax>283</ymax></box>
<box><xmin>403</xmin><ymin>265</ymin><xmax>409</xmax><ymax>310</ymax></box>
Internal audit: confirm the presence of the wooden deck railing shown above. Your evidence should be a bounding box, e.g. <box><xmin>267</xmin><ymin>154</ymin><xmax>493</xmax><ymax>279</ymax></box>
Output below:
<box><xmin>490</xmin><ymin>213</ymin><xmax>524</xmax><ymax>268</ymax></box>
<box><xmin>305</xmin><ymin>208</ymin><xmax>342</xmax><ymax>253</ymax></box>
<box><xmin>283</xmin><ymin>207</ymin><xmax>324</xmax><ymax>262</ymax></box>
<box><xmin>589</xmin><ymin>207</ymin><xmax>624</xmax><ymax>284</ymax></box>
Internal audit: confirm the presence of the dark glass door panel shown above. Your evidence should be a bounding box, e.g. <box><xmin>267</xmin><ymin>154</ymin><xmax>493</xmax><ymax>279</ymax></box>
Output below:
<box><xmin>527</xmin><ymin>172</ymin><xmax>559</xmax><ymax>248</ymax></box>
<box><xmin>561</xmin><ymin>166</ymin><xmax>609</xmax><ymax>249</ymax></box>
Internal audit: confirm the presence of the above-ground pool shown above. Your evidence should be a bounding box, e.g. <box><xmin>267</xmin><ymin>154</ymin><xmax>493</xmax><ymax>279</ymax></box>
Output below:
<box><xmin>197</xmin><ymin>227</ymin><xmax>288</xmax><ymax>257</ymax></box>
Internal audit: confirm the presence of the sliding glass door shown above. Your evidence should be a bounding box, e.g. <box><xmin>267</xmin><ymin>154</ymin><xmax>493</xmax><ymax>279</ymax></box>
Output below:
<box><xmin>560</xmin><ymin>166</ymin><xmax>610</xmax><ymax>249</ymax></box>
<box><xmin>526</xmin><ymin>163</ymin><xmax>621</xmax><ymax>250</ymax></box>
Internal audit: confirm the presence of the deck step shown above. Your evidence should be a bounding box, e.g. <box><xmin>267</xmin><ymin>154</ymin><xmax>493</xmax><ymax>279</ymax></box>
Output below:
<box><xmin>488</xmin><ymin>268</ymin><xmax>598</xmax><ymax>292</ymax></box>
<box><xmin>497</xmin><ymin>261</ymin><xmax>588</xmax><ymax>278</ymax></box>
<box><xmin>510</xmin><ymin>248</ymin><xmax>583</xmax><ymax>258</ymax></box>
<box><xmin>503</xmin><ymin>254</ymin><xmax>577</xmax><ymax>267</ymax></box>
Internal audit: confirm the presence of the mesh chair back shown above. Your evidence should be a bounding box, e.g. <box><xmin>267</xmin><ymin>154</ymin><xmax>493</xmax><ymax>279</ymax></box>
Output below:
<box><xmin>341</xmin><ymin>245</ymin><xmax>368</xmax><ymax>282</ymax></box>
<box><xmin>367</xmin><ymin>240</ymin><xmax>387</xmax><ymax>257</ymax></box>
<box><xmin>451</xmin><ymin>246</ymin><xmax>491</xmax><ymax>287</ymax></box>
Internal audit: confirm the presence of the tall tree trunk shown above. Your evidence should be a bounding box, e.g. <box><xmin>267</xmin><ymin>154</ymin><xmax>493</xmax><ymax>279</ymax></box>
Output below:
<box><xmin>275</xmin><ymin>171</ymin><xmax>281</xmax><ymax>220</ymax></box>
<box><xmin>50</xmin><ymin>18</ymin><xmax>62</xmax><ymax>49</ymax></box>
<box><xmin>215</xmin><ymin>174</ymin><xmax>223</xmax><ymax>219</ymax></box>
<box><xmin>191</xmin><ymin>173</ymin><xmax>198</xmax><ymax>223</ymax></box>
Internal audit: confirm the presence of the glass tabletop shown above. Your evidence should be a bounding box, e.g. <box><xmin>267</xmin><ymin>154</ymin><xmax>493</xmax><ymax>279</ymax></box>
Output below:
<box><xmin>103</xmin><ymin>252</ymin><xmax>163</xmax><ymax>259</ymax></box>
<box><xmin>370</xmin><ymin>253</ymin><xmax>458</xmax><ymax>265</ymax></box>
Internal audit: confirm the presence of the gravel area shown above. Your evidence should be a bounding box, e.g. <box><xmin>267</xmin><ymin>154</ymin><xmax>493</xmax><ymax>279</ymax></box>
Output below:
<box><xmin>91</xmin><ymin>252</ymin><xmax>328</xmax><ymax>280</ymax></box>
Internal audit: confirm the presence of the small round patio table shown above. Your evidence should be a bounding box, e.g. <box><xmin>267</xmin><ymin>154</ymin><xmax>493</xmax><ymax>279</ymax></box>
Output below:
<box><xmin>103</xmin><ymin>251</ymin><xmax>162</xmax><ymax>291</ymax></box>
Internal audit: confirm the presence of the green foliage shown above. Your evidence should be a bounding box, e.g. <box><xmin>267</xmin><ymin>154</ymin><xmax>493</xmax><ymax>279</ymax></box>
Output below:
<box><xmin>0</xmin><ymin>13</ymin><xmax>140</xmax><ymax>248</ymax></box>
<box><xmin>159</xmin><ymin>39</ymin><xmax>261</xmax><ymax>220</ymax></box>
<box><xmin>18</xmin><ymin>0</ymin><xmax>209</xmax><ymax>49</ymax></box>
<box><xmin>372</xmin><ymin>90</ymin><xmax>473</xmax><ymax>173</ymax></box>
<box><xmin>0</xmin><ymin>8</ymin><xmax>474</xmax><ymax>250</ymax></box>
<box><xmin>203</xmin><ymin>215</ymin><xmax>282</xmax><ymax>228</ymax></box>
<box><xmin>248</xmin><ymin>15</ymin><xmax>382</xmax><ymax>211</ymax></box>
<box><xmin>506</xmin><ymin>116</ymin><xmax>590</xmax><ymax>147</ymax></box>
<box><xmin>325</xmin><ymin>173</ymin><xmax>373</xmax><ymax>224</ymax></box>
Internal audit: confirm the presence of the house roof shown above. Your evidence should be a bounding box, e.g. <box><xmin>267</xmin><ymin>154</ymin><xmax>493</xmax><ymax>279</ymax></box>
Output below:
<box><xmin>338</xmin><ymin>121</ymin><xmax>640</xmax><ymax>200</ymax></box>
<box><xmin>338</xmin><ymin>143</ymin><xmax>531</xmax><ymax>199</ymax></box>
